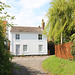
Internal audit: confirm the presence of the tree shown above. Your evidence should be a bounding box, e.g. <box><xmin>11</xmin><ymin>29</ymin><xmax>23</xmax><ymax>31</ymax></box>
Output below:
<box><xmin>0</xmin><ymin>1</ymin><xmax>15</xmax><ymax>55</ymax></box>
<box><xmin>43</xmin><ymin>0</ymin><xmax>75</xmax><ymax>44</ymax></box>
<box><xmin>0</xmin><ymin>1</ymin><xmax>15</xmax><ymax>75</ymax></box>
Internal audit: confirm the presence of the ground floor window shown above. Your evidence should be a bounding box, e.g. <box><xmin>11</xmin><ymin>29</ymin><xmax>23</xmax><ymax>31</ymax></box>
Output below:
<box><xmin>23</xmin><ymin>45</ymin><xmax>27</xmax><ymax>51</ymax></box>
<box><xmin>39</xmin><ymin>45</ymin><xmax>43</xmax><ymax>52</ymax></box>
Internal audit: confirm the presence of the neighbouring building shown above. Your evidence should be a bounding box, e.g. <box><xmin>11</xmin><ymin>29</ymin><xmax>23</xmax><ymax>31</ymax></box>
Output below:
<box><xmin>10</xmin><ymin>20</ymin><xmax>48</xmax><ymax>55</ymax></box>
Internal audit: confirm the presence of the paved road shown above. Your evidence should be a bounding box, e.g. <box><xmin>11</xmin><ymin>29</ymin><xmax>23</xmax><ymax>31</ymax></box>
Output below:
<box><xmin>11</xmin><ymin>56</ymin><xmax>50</xmax><ymax>75</ymax></box>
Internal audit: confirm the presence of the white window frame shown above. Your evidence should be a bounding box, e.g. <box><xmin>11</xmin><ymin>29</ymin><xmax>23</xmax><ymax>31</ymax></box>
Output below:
<box><xmin>23</xmin><ymin>45</ymin><xmax>27</xmax><ymax>52</ymax></box>
<box><xmin>38</xmin><ymin>34</ymin><xmax>42</xmax><ymax>40</ymax></box>
<box><xmin>39</xmin><ymin>45</ymin><xmax>43</xmax><ymax>52</ymax></box>
<box><xmin>16</xmin><ymin>34</ymin><xmax>20</xmax><ymax>40</ymax></box>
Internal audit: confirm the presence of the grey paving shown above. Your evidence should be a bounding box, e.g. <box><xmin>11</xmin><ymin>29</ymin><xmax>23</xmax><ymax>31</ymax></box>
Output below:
<box><xmin>11</xmin><ymin>56</ymin><xmax>50</xmax><ymax>75</ymax></box>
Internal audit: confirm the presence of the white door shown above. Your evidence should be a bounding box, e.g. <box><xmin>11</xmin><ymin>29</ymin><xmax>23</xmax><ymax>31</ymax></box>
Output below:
<box><xmin>16</xmin><ymin>45</ymin><xmax>20</xmax><ymax>55</ymax></box>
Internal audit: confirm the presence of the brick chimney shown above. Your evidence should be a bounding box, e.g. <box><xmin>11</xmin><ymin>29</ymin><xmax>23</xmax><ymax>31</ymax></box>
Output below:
<box><xmin>42</xmin><ymin>19</ymin><xmax>45</xmax><ymax>30</ymax></box>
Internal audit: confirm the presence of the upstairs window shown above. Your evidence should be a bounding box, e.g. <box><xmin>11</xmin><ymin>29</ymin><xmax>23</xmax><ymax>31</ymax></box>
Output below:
<box><xmin>16</xmin><ymin>34</ymin><xmax>20</xmax><ymax>40</ymax></box>
<box><xmin>38</xmin><ymin>34</ymin><xmax>42</xmax><ymax>40</ymax></box>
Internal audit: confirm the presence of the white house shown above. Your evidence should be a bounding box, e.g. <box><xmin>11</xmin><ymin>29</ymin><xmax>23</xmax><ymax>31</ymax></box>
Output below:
<box><xmin>10</xmin><ymin>20</ymin><xmax>48</xmax><ymax>55</ymax></box>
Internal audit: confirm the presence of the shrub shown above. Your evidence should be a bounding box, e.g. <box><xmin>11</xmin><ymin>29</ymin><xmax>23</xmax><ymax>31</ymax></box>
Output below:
<box><xmin>0</xmin><ymin>50</ymin><xmax>13</xmax><ymax>75</ymax></box>
<box><xmin>70</xmin><ymin>34</ymin><xmax>75</xmax><ymax>60</ymax></box>
<box><xmin>0</xmin><ymin>1</ymin><xmax>15</xmax><ymax>75</ymax></box>
<box><xmin>0</xmin><ymin>23</ymin><xmax>13</xmax><ymax>75</ymax></box>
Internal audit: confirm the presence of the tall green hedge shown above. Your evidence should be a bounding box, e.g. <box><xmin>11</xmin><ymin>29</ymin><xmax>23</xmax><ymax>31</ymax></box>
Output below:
<box><xmin>0</xmin><ymin>22</ymin><xmax>13</xmax><ymax>75</ymax></box>
<box><xmin>0</xmin><ymin>1</ymin><xmax>15</xmax><ymax>75</ymax></box>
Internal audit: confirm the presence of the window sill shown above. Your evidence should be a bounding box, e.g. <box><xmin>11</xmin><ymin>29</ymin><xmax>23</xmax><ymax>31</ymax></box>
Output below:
<box><xmin>15</xmin><ymin>39</ymin><xmax>20</xmax><ymax>40</ymax></box>
<box><xmin>39</xmin><ymin>51</ymin><xmax>44</xmax><ymax>53</ymax></box>
<box><xmin>38</xmin><ymin>40</ymin><xmax>43</xmax><ymax>42</ymax></box>
<box><xmin>23</xmin><ymin>51</ymin><xmax>28</xmax><ymax>52</ymax></box>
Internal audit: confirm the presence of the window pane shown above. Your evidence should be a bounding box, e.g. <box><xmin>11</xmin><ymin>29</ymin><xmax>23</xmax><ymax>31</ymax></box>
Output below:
<box><xmin>16</xmin><ymin>34</ymin><xmax>20</xmax><ymax>40</ymax></box>
<box><xmin>38</xmin><ymin>34</ymin><xmax>42</xmax><ymax>40</ymax></box>
<box><xmin>23</xmin><ymin>45</ymin><xmax>27</xmax><ymax>51</ymax></box>
<box><xmin>39</xmin><ymin>45</ymin><xmax>43</xmax><ymax>52</ymax></box>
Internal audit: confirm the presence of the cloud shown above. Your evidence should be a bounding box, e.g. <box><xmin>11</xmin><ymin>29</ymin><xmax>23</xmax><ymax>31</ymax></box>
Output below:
<box><xmin>19</xmin><ymin>0</ymin><xmax>50</xmax><ymax>9</ymax></box>
<box><xmin>0</xmin><ymin>0</ymin><xmax>6</xmax><ymax>3</ymax></box>
<box><xmin>0</xmin><ymin>0</ymin><xmax>51</xmax><ymax>27</ymax></box>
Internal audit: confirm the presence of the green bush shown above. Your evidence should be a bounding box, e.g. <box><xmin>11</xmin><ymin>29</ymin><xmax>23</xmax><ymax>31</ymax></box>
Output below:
<box><xmin>0</xmin><ymin>50</ymin><xmax>13</xmax><ymax>75</ymax></box>
<box><xmin>70</xmin><ymin>34</ymin><xmax>75</xmax><ymax>60</ymax></box>
<box><xmin>0</xmin><ymin>1</ymin><xmax>15</xmax><ymax>75</ymax></box>
<box><xmin>0</xmin><ymin>61</ymin><xmax>13</xmax><ymax>75</ymax></box>
<box><xmin>0</xmin><ymin>24</ymin><xmax>13</xmax><ymax>75</ymax></box>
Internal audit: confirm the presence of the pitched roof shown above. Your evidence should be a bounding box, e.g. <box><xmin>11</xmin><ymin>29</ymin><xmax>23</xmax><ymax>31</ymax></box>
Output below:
<box><xmin>10</xmin><ymin>26</ymin><xmax>42</xmax><ymax>33</ymax></box>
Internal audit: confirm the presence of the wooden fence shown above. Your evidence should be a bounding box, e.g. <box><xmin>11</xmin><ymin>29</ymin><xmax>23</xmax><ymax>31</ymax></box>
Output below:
<box><xmin>55</xmin><ymin>42</ymin><xmax>73</xmax><ymax>59</ymax></box>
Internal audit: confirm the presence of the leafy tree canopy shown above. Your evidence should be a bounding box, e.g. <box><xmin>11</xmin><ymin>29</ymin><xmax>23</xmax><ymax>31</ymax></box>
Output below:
<box><xmin>43</xmin><ymin>0</ymin><xmax>75</xmax><ymax>44</ymax></box>
<box><xmin>0</xmin><ymin>1</ymin><xmax>15</xmax><ymax>27</ymax></box>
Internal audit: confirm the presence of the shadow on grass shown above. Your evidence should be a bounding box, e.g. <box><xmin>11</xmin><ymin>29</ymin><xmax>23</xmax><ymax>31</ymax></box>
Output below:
<box><xmin>11</xmin><ymin>62</ymin><xmax>48</xmax><ymax>75</ymax></box>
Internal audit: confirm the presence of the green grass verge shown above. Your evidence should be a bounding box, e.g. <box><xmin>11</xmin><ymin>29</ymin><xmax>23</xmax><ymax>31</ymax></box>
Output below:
<box><xmin>42</xmin><ymin>55</ymin><xmax>75</xmax><ymax>75</ymax></box>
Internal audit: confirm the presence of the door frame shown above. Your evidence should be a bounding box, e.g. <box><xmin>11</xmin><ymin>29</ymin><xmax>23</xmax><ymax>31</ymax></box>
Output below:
<box><xmin>16</xmin><ymin>44</ymin><xmax>20</xmax><ymax>55</ymax></box>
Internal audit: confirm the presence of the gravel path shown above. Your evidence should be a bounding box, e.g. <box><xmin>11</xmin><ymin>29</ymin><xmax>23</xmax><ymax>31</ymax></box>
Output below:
<box><xmin>11</xmin><ymin>56</ymin><xmax>50</xmax><ymax>75</ymax></box>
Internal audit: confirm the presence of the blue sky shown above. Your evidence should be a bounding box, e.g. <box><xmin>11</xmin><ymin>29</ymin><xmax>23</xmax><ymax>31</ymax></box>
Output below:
<box><xmin>1</xmin><ymin>0</ymin><xmax>52</xmax><ymax>27</ymax></box>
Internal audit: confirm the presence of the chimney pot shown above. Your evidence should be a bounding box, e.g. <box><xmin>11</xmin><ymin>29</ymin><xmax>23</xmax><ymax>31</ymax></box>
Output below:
<box><xmin>42</xmin><ymin>19</ymin><xmax>45</xmax><ymax>30</ymax></box>
<box><xmin>38</xmin><ymin>26</ymin><xmax>41</xmax><ymax>28</ymax></box>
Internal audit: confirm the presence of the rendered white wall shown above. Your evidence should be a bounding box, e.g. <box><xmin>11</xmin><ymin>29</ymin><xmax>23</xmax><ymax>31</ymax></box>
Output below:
<box><xmin>10</xmin><ymin>32</ymin><xmax>48</xmax><ymax>55</ymax></box>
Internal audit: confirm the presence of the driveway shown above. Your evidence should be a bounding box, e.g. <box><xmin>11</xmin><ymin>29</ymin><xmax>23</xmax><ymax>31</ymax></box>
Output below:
<box><xmin>11</xmin><ymin>56</ymin><xmax>50</xmax><ymax>75</ymax></box>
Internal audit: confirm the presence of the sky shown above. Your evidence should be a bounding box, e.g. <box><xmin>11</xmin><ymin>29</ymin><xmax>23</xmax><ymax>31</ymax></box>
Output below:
<box><xmin>1</xmin><ymin>0</ymin><xmax>52</xmax><ymax>27</ymax></box>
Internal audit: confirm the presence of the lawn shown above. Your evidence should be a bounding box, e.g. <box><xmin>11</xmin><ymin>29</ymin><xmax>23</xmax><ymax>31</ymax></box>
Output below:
<box><xmin>42</xmin><ymin>55</ymin><xmax>75</xmax><ymax>75</ymax></box>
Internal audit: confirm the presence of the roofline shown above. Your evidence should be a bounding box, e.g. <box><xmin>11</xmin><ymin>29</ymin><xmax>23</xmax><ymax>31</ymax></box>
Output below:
<box><xmin>10</xmin><ymin>26</ymin><xmax>42</xmax><ymax>33</ymax></box>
